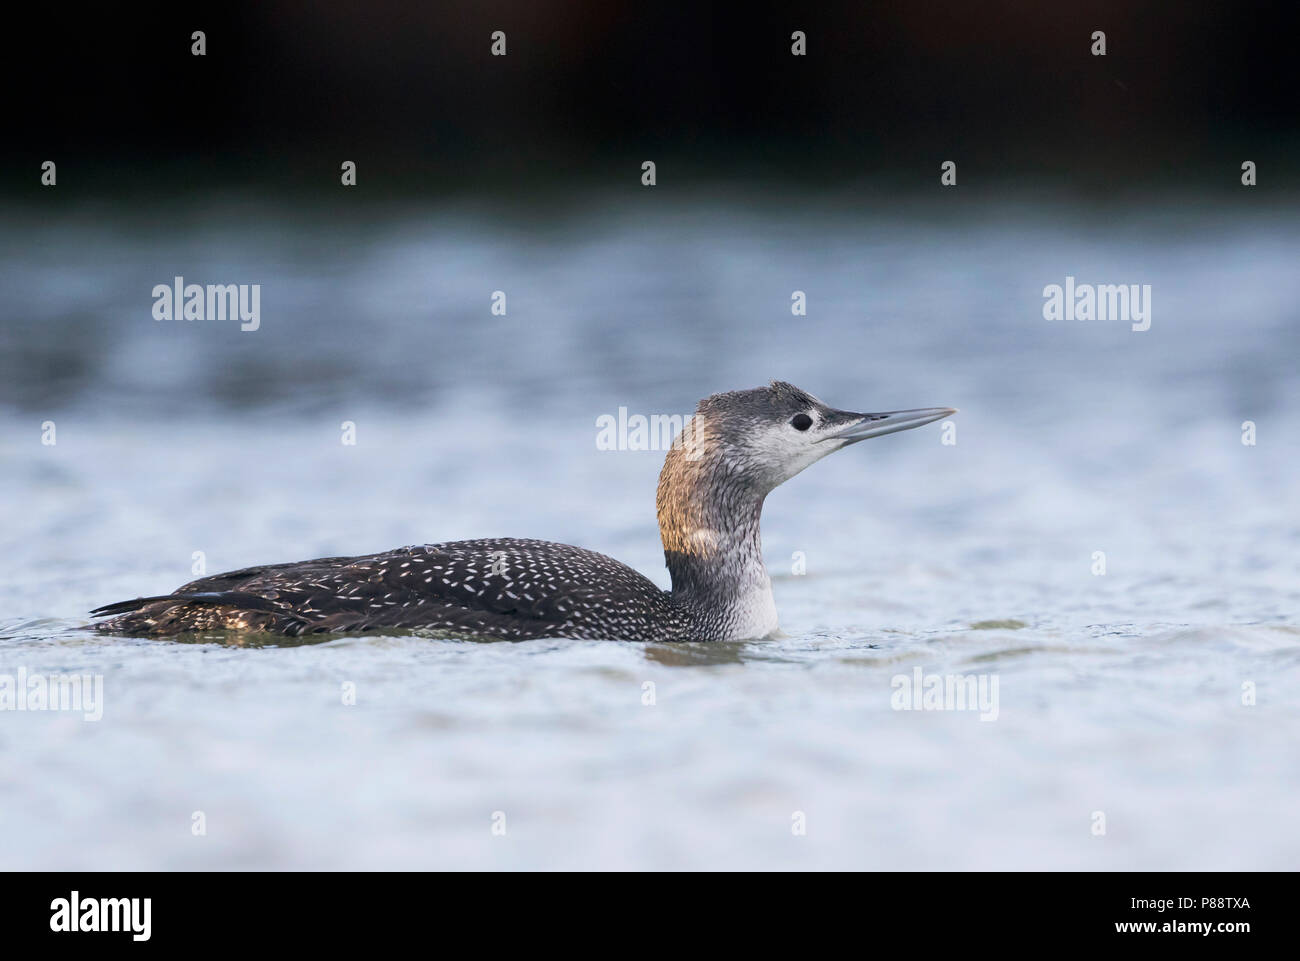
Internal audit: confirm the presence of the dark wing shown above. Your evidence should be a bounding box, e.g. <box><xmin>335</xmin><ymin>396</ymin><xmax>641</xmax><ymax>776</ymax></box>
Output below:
<box><xmin>93</xmin><ymin>539</ymin><xmax>668</xmax><ymax>639</ymax></box>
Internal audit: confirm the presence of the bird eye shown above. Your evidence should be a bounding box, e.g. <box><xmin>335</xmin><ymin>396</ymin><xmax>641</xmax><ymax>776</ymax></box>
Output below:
<box><xmin>790</xmin><ymin>413</ymin><xmax>813</xmax><ymax>431</ymax></box>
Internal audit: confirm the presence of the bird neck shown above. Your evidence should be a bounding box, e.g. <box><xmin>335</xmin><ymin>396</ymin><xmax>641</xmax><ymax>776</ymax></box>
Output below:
<box><xmin>656</xmin><ymin>438</ymin><xmax>774</xmax><ymax>623</ymax></box>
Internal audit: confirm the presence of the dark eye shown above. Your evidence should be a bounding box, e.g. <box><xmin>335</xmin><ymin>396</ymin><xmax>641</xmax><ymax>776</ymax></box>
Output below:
<box><xmin>790</xmin><ymin>413</ymin><xmax>813</xmax><ymax>431</ymax></box>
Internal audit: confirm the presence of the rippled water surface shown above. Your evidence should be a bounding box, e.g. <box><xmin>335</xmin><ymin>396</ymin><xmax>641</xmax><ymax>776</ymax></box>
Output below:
<box><xmin>1</xmin><ymin>195</ymin><xmax>1298</xmax><ymax>869</ymax></box>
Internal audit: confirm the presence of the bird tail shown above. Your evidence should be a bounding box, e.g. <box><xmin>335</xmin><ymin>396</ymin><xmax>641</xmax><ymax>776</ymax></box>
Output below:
<box><xmin>90</xmin><ymin>591</ymin><xmax>285</xmax><ymax>618</ymax></box>
<box><xmin>90</xmin><ymin>595</ymin><xmax>185</xmax><ymax>617</ymax></box>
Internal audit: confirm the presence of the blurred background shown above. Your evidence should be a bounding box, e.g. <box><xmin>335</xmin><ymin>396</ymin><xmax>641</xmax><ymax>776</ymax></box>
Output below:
<box><xmin>7</xmin><ymin>1</ymin><xmax>1300</xmax><ymax>197</ymax></box>
<box><xmin>1</xmin><ymin>1</ymin><xmax>1297</xmax><ymax>870</ymax></box>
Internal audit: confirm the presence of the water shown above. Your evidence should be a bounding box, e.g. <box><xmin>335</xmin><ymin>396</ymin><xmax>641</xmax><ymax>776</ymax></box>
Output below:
<box><xmin>2</xmin><ymin>193</ymin><xmax>1298</xmax><ymax>869</ymax></box>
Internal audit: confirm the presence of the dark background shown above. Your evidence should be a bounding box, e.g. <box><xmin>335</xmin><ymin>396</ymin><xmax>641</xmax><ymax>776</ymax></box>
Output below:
<box><xmin>7</xmin><ymin>0</ymin><xmax>1297</xmax><ymax>200</ymax></box>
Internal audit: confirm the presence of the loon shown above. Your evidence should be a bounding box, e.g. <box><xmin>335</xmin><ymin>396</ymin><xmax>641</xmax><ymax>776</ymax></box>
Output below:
<box><xmin>92</xmin><ymin>382</ymin><xmax>954</xmax><ymax>641</ymax></box>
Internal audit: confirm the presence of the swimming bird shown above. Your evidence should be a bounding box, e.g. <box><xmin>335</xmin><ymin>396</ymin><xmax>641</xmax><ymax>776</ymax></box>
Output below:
<box><xmin>92</xmin><ymin>383</ymin><xmax>954</xmax><ymax>641</ymax></box>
